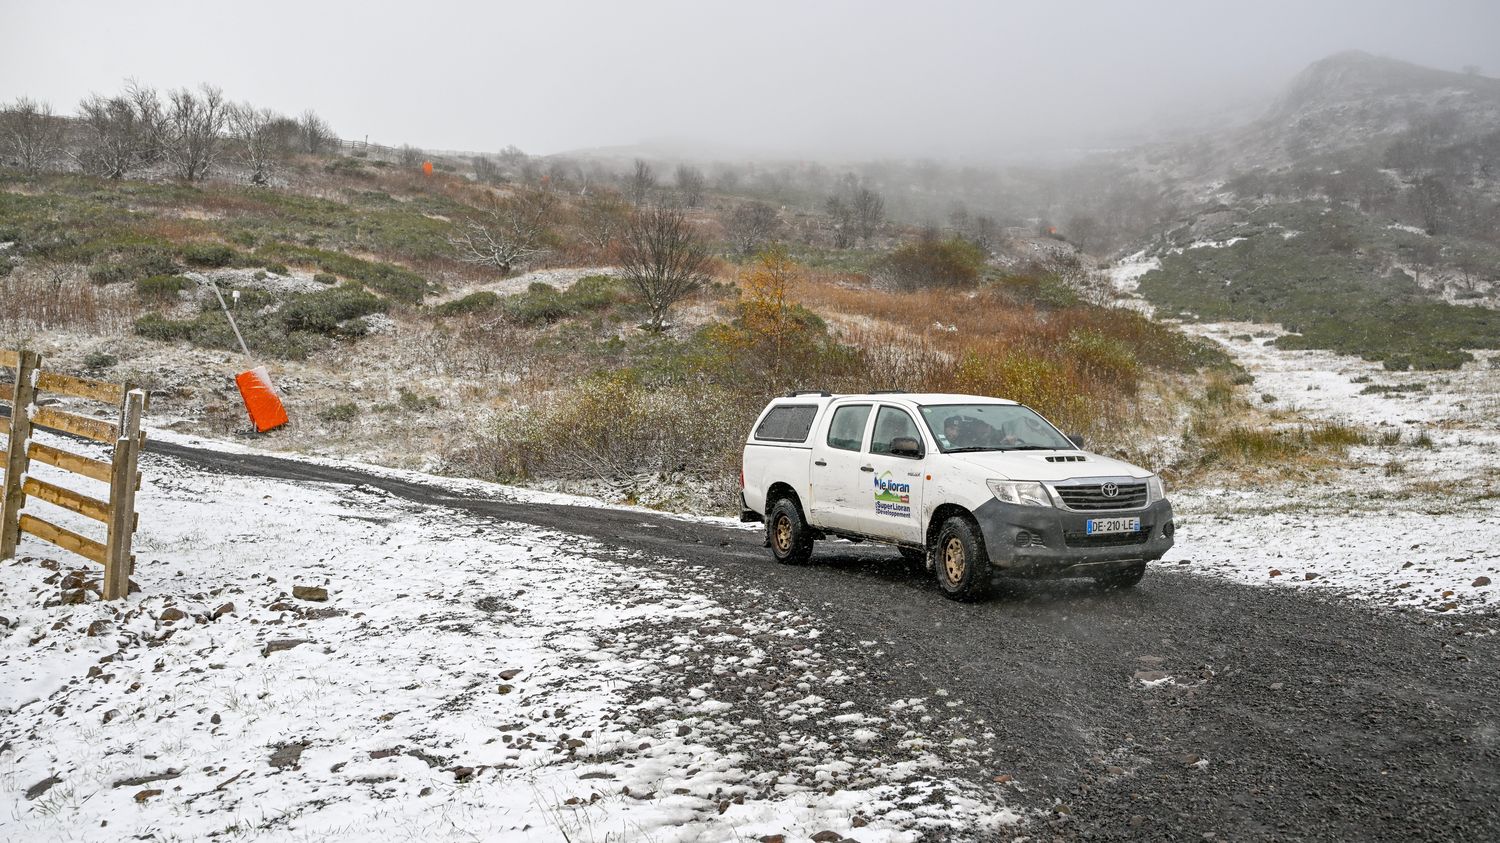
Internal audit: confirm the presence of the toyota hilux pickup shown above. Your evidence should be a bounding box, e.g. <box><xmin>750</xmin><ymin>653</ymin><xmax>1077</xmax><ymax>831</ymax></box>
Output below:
<box><xmin>740</xmin><ymin>391</ymin><xmax>1175</xmax><ymax>601</ymax></box>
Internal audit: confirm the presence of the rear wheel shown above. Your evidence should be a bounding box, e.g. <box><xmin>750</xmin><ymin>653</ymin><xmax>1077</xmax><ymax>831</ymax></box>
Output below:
<box><xmin>767</xmin><ymin>498</ymin><xmax>814</xmax><ymax>565</ymax></box>
<box><xmin>933</xmin><ymin>516</ymin><xmax>991</xmax><ymax>601</ymax></box>
<box><xmin>1095</xmin><ymin>561</ymin><xmax>1147</xmax><ymax>590</ymax></box>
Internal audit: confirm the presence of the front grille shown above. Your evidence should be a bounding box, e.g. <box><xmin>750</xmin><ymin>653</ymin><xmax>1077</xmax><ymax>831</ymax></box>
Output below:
<box><xmin>1053</xmin><ymin>482</ymin><xmax>1148</xmax><ymax>511</ymax></box>
<box><xmin>1064</xmin><ymin>529</ymin><xmax>1151</xmax><ymax>548</ymax></box>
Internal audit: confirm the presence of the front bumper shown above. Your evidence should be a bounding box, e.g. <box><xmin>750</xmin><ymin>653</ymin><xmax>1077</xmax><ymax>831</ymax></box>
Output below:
<box><xmin>971</xmin><ymin>498</ymin><xmax>1175</xmax><ymax>578</ymax></box>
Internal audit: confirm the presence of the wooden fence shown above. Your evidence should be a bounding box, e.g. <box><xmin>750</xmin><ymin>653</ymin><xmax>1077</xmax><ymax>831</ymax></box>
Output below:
<box><xmin>1</xmin><ymin>349</ymin><xmax>146</xmax><ymax>600</ymax></box>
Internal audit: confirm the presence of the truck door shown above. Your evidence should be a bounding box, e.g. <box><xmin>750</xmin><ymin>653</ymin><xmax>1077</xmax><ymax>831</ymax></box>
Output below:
<box><xmin>858</xmin><ymin>405</ymin><xmax>927</xmax><ymax>544</ymax></box>
<box><xmin>808</xmin><ymin>402</ymin><xmax>874</xmax><ymax>532</ymax></box>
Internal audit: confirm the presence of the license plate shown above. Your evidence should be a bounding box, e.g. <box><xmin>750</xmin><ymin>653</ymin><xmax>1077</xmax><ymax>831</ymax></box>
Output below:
<box><xmin>1087</xmin><ymin>517</ymin><xmax>1141</xmax><ymax>535</ymax></box>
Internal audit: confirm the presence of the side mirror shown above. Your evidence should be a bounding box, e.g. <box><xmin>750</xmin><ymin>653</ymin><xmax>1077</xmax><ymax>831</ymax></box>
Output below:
<box><xmin>890</xmin><ymin>437</ymin><xmax>923</xmax><ymax>458</ymax></box>
<box><xmin>1066</xmin><ymin>434</ymin><xmax>1086</xmax><ymax>449</ymax></box>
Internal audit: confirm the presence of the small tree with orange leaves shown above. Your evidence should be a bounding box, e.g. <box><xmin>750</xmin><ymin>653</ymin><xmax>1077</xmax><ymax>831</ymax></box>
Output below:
<box><xmin>739</xmin><ymin>245</ymin><xmax>800</xmax><ymax>366</ymax></box>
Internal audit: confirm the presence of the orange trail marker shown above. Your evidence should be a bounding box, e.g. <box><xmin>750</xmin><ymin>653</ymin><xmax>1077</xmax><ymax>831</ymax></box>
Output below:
<box><xmin>203</xmin><ymin>277</ymin><xmax>289</xmax><ymax>433</ymax></box>
<box><xmin>422</xmin><ymin>160</ymin><xmax>433</xmax><ymax>175</ymax></box>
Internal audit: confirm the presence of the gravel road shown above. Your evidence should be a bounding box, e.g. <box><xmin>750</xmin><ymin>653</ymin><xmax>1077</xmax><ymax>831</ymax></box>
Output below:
<box><xmin>148</xmin><ymin>437</ymin><xmax>1500</xmax><ymax>841</ymax></box>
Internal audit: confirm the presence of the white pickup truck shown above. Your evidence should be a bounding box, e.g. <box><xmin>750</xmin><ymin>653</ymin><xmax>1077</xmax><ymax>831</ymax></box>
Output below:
<box><xmin>740</xmin><ymin>392</ymin><xmax>1175</xmax><ymax>600</ymax></box>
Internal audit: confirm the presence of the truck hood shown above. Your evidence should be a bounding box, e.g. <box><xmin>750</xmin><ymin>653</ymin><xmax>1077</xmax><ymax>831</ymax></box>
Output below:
<box><xmin>942</xmin><ymin>450</ymin><xmax>1152</xmax><ymax>482</ymax></box>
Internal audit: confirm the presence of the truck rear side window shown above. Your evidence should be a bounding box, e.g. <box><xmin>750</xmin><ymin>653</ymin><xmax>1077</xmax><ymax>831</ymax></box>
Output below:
<box><xmin>754</xmin><ymin>405</ymin><xmax>818</xmax><ymax>442</ymax></box>
<box><xmin>825</xmin><ymin>404</ymin><xmax>872</xmax><ymax>451</ymax></box>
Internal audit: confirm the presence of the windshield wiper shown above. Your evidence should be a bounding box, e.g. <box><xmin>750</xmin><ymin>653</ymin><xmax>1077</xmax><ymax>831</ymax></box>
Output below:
<box><xmin>996</xmin><ymin>445</ymin><xmax>1058</xmax><ymax>451</ymax></box>
<box><xmin>944</xmin><ymin>446</ymin><xmax>999</xmax><ymax>453</ymax></box>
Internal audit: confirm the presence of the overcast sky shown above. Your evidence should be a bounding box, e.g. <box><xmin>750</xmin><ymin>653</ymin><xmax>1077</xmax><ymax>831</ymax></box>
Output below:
<box><xmin>3</xmin><ymin>0</ymin><xmax>1498</xmax><ymax>161</ymax></box>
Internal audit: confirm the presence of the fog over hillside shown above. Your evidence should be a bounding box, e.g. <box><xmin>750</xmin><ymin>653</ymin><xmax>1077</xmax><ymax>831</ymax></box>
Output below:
<box><xmin>2</xmin><ymin>0</ymin><xmax>1498</xmax><ymax>161</ymax></box>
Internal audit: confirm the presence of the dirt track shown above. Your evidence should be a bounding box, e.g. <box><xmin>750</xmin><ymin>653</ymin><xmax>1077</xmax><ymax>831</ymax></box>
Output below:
<box><xmin>145</xmin><ymin>436</ymin><xmax>1500</xmax><ymax>840</ymax></box>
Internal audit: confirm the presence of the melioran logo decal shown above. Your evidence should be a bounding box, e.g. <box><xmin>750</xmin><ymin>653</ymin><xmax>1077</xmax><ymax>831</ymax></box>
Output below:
<box><xmin>873</xmin><ymin>471</ymin><xmax>913</xmax><ymax>518</ymax></box>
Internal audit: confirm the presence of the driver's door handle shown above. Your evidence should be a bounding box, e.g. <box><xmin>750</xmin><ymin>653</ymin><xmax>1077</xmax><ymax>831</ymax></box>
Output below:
<box><xmin>814</xmin><ymin>459</ymin><xmax>827</xmax><ymax>466</ymax></box>
<box><xmin>860</xmin><ymin>465</ymin><xmax>875</xmax><ymax>472</ymax></box>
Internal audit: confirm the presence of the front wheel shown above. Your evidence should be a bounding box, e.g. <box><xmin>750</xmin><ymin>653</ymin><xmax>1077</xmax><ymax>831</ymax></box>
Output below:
<box><xmin>1095</xmin><ymin>561</ymin><xmax>1147</xmax><ymax>590</ymax></box>
<box><xmin>933</xmin><ymin>517</ymin><xmax>991</xmax><ymax>601</ymax></box>
<box><xmin>767</xmin><ymin>498</ymin><xmax>814</xmax><ymax>565</ymax></box>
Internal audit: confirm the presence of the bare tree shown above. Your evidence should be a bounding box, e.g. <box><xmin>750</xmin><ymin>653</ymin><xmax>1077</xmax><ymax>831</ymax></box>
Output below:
<box><xmin>229</xmin><ymin>104</ymin><xmax>288</xmax><ymax>185</ymax></box>
<box><xmin>850</xmin><ymin>185</ymin><xmax>885</xmax><ymax>243</ymax></box>
<box><xmin>629</xmin><ymin>159</ymin><xmax>655</xmax><ymax>206</ymax></box>
<box><xmin>297</xmin><ymin>110</ymin><xmax>334</xmax><ymax>154</ymax></box>
<box><xmin>76</xmin><ymin>85</ymin><xmax>166</xmax><ymax>179</ymax></box>
<box><xmin>397</xmin><ymin>144</ymin><xmax>423</xmax><ymax>168</ymax></box>
<box><xmin>448</xmin><ymin>189</ymin><xmax>557</xmax><ymax>275</ymax></box>
<box><xmin>472</xmin><ymin>155</ymin><xmax>500</xmax><ymax>183</ymax></box>
<box><xmin>675</xmin><ymin>164</ymin><xmax>706</xmax><ymax>207</ymax></box>
<box><xmin>620</xmin><ymin>206</ymin><xmax>712</xmax><ymax>330</ymax></box>
<box><xmin>577</xmin><ymin>190</ymin><xmax>631</xmax><ymax>256</ymax></box>
<box><xmin>0</xmin><ymin>97</ymin><xmax>66</xmax><ymax>174</ymax></box>
<box><xmin>825</xmin><ymin>194</ymin><xmax>856</xmax><ymax>248</ymax></box>
<box><xmin>727</xmin><ymin>200</ymin><xmax>779</xmax><ymax>256</ymax></box>
<box><xmin>165</xmin><ymin>85</ymin><xmax>229</xmax><ymax>181</ymax></box>
<box><xmin>1064</xmin><ymin>212</ymin><xmax>1101</xmax><ymax>253</ymax></box>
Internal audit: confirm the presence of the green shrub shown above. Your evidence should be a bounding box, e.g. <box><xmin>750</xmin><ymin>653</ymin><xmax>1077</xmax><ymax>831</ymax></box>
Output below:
<box><xmin>875</xmin><ymin>237</ymin><xmax>986</xmax><ymax>290</ymax></box>
<box><xmin>255</xmin><ymin>242</ymin><xmax>435</xmax><ymax>303</ymax></box>
<box><xmin>88</xmin><ymin>247</ymin><xmax>179</xmax><ymax>285</ymax></box>
<box><xmin>989</xmin><ymin>271</ymin><xmax>1079</xmax><ymax>308</ymax></box>
<box><xmin>313</xmin><ymin>272</ymin><xmax>337</xmax><ymax>285</ymax></box>
<box><xmin>436</xmin><ymin>291</ymin><xmax>502</xmax><ymax>317</ymax></box>
<box><xmin>83</xmin><ymin>351</ymin><xmax>118</xmax><ymax>370</ymax></box>
<box><xmin>278</xmin><ymin>285</ymin><xmax>388</xmax><ymax>335</ymax></box>
<box><xmin>398</xmin><ymin>388</ymin><xmax>441</xmax><ymax>412</ymax></box>
<box><xmin>180</xmin><ymin>242</ymin><xmax>238</xmax><ymax>268</ymax></box>
<box><xmin>503</xmin><ymin>276</ymin><xmax>630</xmax><ymax>326</ymax></box>
<box><xmin>135</xmin><ymin>274</ymin><xmax>194</xmax><ymax>302</ymax></box>
<box><xmin>133</xmin><ymin>312</ymin><xmax>197</xmax><ymax>342</ymax></box>
<box><xmin>318</xmin><ymin>402</ymin><xmax>360</xmax><ymax>423</ymax></box>
<box><xmin>264</xmin><ymin>262</ymin><xmax>290</xmax><ymax>275</ymax></box>
<box><xmin>1063</xmin><ymin>329</ymin><xmax>1139</xmax><ymax>384</ymax></box>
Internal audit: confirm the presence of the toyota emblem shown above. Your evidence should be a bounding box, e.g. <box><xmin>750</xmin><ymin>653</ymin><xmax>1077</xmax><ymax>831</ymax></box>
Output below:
<box><xmin>1101</xmin><ymin>482</ymin><xmax>1119</xmax><ymax>498</ymax></box>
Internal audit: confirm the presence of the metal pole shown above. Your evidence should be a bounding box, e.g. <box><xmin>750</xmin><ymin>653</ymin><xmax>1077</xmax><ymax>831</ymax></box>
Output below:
<box><xmin>201</xmin><ymin>276</ymin><xmax>252</xmax><ymax>359</ymax></box>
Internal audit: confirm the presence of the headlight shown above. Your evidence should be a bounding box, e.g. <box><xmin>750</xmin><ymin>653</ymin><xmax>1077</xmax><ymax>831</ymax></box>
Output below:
<box><xmin>987</xmin><ymin>479</ymin><xmax>1054</xmax><ymax>507</ymax></box>
<box><xmin>1147</xmin><ymin>475</ymin><xmax>1165</xmax><ymax>503</ymax></box>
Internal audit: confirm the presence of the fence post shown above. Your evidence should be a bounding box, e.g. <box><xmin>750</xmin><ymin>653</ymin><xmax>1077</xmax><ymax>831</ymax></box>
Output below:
<box><xmin>1</xmin><ymin>350</ymin><xmax>40</xmax><ymax>560</ymax></box>
<box><xmin>103</xmin><ymin>389</ymin><xmax>145</xmax><ymax>600</ymax></box>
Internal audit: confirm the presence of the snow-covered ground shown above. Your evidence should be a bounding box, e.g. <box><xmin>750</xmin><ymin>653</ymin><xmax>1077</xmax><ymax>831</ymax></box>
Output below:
<box><xmin>1</xmin><ymin>433</ymin><xmax>1018</xmax><ymax>841</ymax></box>
<box><xmin>1166</xmin><ymin>323</ymin><xmax>1500</xmax><ymax>614</ymax></box>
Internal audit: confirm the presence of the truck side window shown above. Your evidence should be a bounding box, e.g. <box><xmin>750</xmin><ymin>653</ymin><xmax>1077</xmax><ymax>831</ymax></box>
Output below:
<box><xmin>870</xmin><ymin>406</ymin><xmax>924</xmax><ymax>458</ymax></box>
<box><xmin>754</xmin><ymin>404</ymin><xmax>819</xmax><ymax>442</ymax></box>
<box><xmin>825</xmin><ymin>404</ymin><xmax>872</xmax><ymax>451</ymax></box>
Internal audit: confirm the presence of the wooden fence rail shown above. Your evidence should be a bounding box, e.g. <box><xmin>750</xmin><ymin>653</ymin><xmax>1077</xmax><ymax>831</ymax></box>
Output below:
<box><xmin>1</xmin><ymin>349</ymin><xmax>146</xmax><ymax>600</ymax></box>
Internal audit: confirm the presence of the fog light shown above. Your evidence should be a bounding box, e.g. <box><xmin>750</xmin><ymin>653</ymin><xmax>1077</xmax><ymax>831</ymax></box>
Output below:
<box><xmin>1163</xmin><ymin>521</ymin><xmax>1176</xmax><ymax>539</ymax></box>
<box><xmin>1015</xmin><ymin>530</ymin><xmax>1032</xmax><ymax>547</ymax></box>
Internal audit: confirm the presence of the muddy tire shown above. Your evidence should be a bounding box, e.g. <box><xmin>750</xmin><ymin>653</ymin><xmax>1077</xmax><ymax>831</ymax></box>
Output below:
<box><xmin>1095</xmin><ymin>561</ymin><xmax>1147</xmax><ymax>590</ymax></box>
<box><xmin>933</xmin><ymin>516</ymin><xmax>991</xmax><ymax>601</ymax></box>
<box><xmin>767</xmin><ymin>498</ymin><xmax>814</xmax><ymax>565</ymax></box>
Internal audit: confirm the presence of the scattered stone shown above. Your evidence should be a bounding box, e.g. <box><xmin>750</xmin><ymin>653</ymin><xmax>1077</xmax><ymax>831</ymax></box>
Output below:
<box><xmin>86</xmin><ymin>620</ymin><xmax>111</xmax><ymax>637</ymax></box>
<box><xmin>61</xmin><ymin>589</ymin><xmax>87</xmax><ymax>605</ymax></box>
<box><xmin>262</xmin><ymin>639</ymin><xmax>312</xmax><ymax>657</ymax></box>
<box><xmin>302</xmin><ymin>606</ymin><xmax>346</xmax><ymax>620</ymax></box>
<box><xmin>292</xmin><ymin>585</ymin><xmax>328</xmax><ymax>602</ymax></box>
<box><xmin>1304</xmin><ymin>572</ymin><xmax>1320</xmax><ymax>581</ymax></box>
<box><xmin>211</xmin><ymin>713</ymin><xmax>221</xmax><ymax>725</ymax></box>
<box><xmin>102</xmin><ymin>709</ymin><xmax>121</xmax><ymax>724</ymax></box>
<box><xmin>267</xmin><ymin>600</ymin><xmax>296</xmax><ymax>612</ymax></box>
<box><xmin>407</xmin><ymin>748</ymin><xmax>445</xmax><ymax>768</ymax></box>
<box><xmin>1181</xmin><ymin>754</ymin><xmax>1202</xmax><ymax>767</ymax></box>
<box><xmin>1106</xmin><ymin>765</ymin><xmax>1125</xmax><ymax>775</ymax></box>
<box><xmin>159</xmin><ymin>607</ymin><xmax>188</xmax><ymax>622</ymax></box>
<box><xmin>1270</xmin><ymin>682</ymin><xmax>1284</xmax><ymax>690</ymax></box>
<box><xmin>268</xmin><ymin>742</ymin><xmax>307</xmax><ymax>770</ymax></box>
<box><xmin>1134</xmin><ymin>670</ymin><xmax>1169</xmax><ymax>683</ymax></box>
<box><xmin>498</xmin><ymin>668</ymin><xmax>523</xmax><ymax>680</ymax></box>
<box><xmin>419</xmin><ymin>786</ymin><xmax>433</xmax><ymax>797</ymax></box>
<box><xmin>1269</xmin><ymin>569</ymin><xmax>1282</xmax><ymax>578</ymax></box>
<box><xmin>565</xmin><ymin>739</ymin><xmax>585</xmax><ymax>749</ymax></box>
<box><xmin>451</xmin><ymin>766</ymin><xmax>475</xmax><ymax>782</ymax></box>
<box><xmin>0</xmin><ymin>615</ymin><xmax>11</xmax><ymax>629</ymax></box>
<box><xmin>811</xmin><ymin>831</ymin><xmax>843</xmax><ymax>842</ymax></box>
<box><xmin>133</xmin><ymin>789</ymin><xmax>162</xmax><ymax>803</ymax></box>
<box><xmin>851</xmin><ymin>816</ymin><xmax>869</xmax><ymax>828</ymax></box>
<box><xmin>60</xmin><ymin>571</ymin><xmax>87</xmax><ymax>590</ymax></box>
<box><xmin>211</xmin><ymin>602</ymin><xmax>236</xmax><ymax>619</ymax></box>
<box><xmin>369</xmin><ymin>748</ymin><xmax>402</xmax><ymax>760</ymax></box>
<box><xmin>1136</xmin><ymin>655</ymin><xmax>1165</xmax><ymax>665</ymax></box>
<box><xmin>759</xmin><ymin>836</ymin><xmax>786</xmax><ymax>843</ymax></box>
<box><xmin>677</xmin><ymin>724</ymin><xmax>691</xmax><ymax>737</ymax></box>
<box><xmin>1474</xmin><ymin>576</ymin><xmax>1491</xmax><ymax>588</ymax></box>
<box><xmin>498</xmin><ymin>684</ymin><xmax>514</xmax><ymax>695</ymax></box>
<box><xmin>112</xmin><ymin>769</ymin><xmax>181</xmax><ymax>787</ymax></box>
<box><xmin>25</xmin><ymin>775</ymin><xmax>61</xmax><ymax>800</ymax></box>
<box><xmin>992</xmin><ymin>774</ymin><xmax>1013</xmax><ymax>783</ymax></box>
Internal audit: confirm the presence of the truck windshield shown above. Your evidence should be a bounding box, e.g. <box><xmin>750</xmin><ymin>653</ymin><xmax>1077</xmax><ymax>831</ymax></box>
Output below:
<box><xmin>918</xmin><ymin>404</ymin><xmax>1074</xmax><ymax>452</ymax></box>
